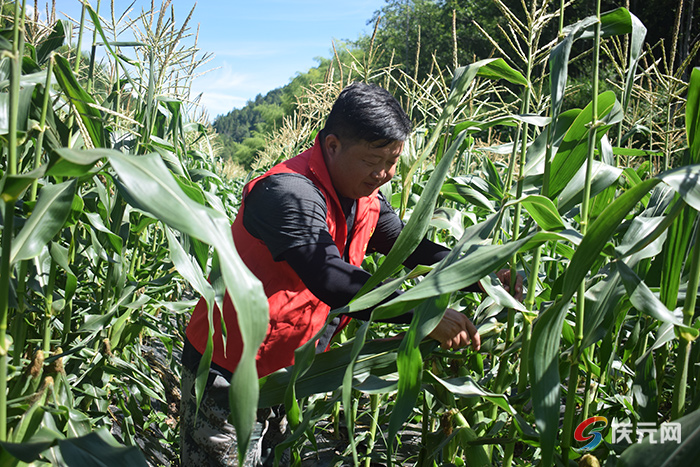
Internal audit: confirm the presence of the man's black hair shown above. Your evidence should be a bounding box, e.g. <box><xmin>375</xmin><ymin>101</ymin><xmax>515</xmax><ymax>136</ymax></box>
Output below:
<box><xmin>321</xmin><ymin>82</ymin><xmax>412</xmax><ymax>147</ymax></box>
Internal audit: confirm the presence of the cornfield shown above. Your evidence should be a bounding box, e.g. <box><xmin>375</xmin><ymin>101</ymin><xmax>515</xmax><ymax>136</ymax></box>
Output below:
<box><xmin>0</xmin><ymin>1</ymin><xmax>699</xmax><ymax>466</ymax></box>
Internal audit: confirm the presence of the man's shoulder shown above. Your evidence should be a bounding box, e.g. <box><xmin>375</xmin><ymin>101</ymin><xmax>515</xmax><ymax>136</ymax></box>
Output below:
<box><xmin>246</xmin><ymin>173</ymin><xmax>326</xmax><ymax>211</ymax></box>
<box><xmin>256</xmin><ymin>172</ymin><xmax>322</xmax><ymax>196</ymax></box>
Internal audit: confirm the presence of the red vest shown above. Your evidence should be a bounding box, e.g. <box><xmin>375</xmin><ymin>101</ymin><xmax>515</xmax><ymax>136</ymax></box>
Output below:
<box><xmin>185</xmin><ymin>136</ymin><xmax>381</xmax><ymax>377</ymax></box>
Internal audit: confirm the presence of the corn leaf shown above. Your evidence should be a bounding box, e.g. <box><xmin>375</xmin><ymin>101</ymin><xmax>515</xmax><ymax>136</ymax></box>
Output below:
<box><xmin>359</xmin><ymin>131</ymin><xmax>468</xmax><ymax>296</ymax></box>
<box><xmin>10</xmin><ymin>180</ymin><xmax>76</xmax><ymax>264</ymax></box>
<box><xmin>616</xmin><ymin>261</ymin><xmax>696</xmax><ymax>335</ymax></box>
<box><xmin>557</xmin><ymin>160</ymin><xmax>624</xmax><ymax>213</ymax></box>
<box><xmin>52</xmin><ymin>55</ymin><xmax>106</xmax><ymax>148</ymax></box>
<box><xmin>387</xmin><ymin>294</ymin><xmax>450</xmax><ymax>464</ymax></box>
<box><xmin>551</xmin><ymin>8</ymin><xmax>638</xmax><ymax>124</ymax></box>
<box><xmin>531</xmin><ymin>177</ymin><xmax>659</xmax><ymax>465</ymax></box>
<box><xmin>687</xmin><ymin>68</ymin><xmax>700</xmax><ymax>164</ymax></box>
<box><xmin>75</xmin><ymin>149</ymin><xmax>269</xmax><ymax>459</ymax></box>
<box><xmin>401</xmin><ymin>58</ymin><xmax>525</xmax><ymax>214</ymax></box>
<box><xmin>549</xmin><ymin>91</ymin><xmax>622</xmax><ymax>198</ymax></box>
<box><xmin>36</xmin><ymin>20</ymin><xmax>69</xmax><ymax>65</ymax></box>
<box><xmin>561</xmin><ymin>178</ymin><xmax>660</xmax><ymax>298</ymax></box>
<box><xmin>507</xmin><ymin>194</ymin><xmax>566</xmax><ymax>231</ymax></box>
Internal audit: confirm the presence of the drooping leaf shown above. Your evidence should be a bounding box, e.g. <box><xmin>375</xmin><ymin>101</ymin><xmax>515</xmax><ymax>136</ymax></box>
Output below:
<box><xmin>52</xmin><ymin>55</ymin><xmax>106</xmax><ymax>148</ymax></box>
<box><xmin>0</xmin><ymin>427</ymin><xmax>64</xmax><ymax>463</ymax></box>
<box><xmin>617</xmin><ymin>261</ymin><xmax>695</xmax><ymax>335</ymax></box>
<box><xmin>89</xmin><ymin>148</ymin><xmax>268</xmax><ymax>459</ymax></box>
<box><xmin>424</xmin><ymin>371</ymin><xmax>514</xmax><ymax>414</ymax></box>
<box><xmin>0</xmin><ymin>166</ymin><xmax>46</xmax><ymax>202</ymax></box>
<box><xmin>11</xmin><ymin>180</ymin><xmax>76</xmax><ymax>264</ymax></box>
<box><xmin>550</xmin><ymin>8</ymin><xmax>639</xmax><ymax>123</ymax></box>
<box><xmin>507</xmin><ymin>194</ymin><xmax>566</xmax><ymax>231</ymax></box>
<box><xmin>562</xmin><ymin>178</ymin><xmax>660</xmax><ymax>299</ymax></box>
<box><xmin>36</xmin><ymin>20</ymin><xmax>69</xmax><ymax>65</ymax></box>
<box><xmin>557</xmin><ymin>160</ymin><xmax>624</xmax><ymax>213</ymax></box>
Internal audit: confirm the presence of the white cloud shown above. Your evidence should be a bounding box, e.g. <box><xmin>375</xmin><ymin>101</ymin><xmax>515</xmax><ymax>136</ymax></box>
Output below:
<box><xmin>196</xmin><ymin>92</ymin><xmax>248</xmax><ymax>119</ymax></box>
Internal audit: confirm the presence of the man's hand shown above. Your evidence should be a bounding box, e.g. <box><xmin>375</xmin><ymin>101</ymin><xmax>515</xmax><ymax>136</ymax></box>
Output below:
<box><xmin>428</xmin><ymin>308</ymin><xmax>481</xmax><ymax>351</ymax></box>
<box><xmin>496</xmin><ymin>268</ymin><xmax>524</xmax><ymax>302</ymax></box>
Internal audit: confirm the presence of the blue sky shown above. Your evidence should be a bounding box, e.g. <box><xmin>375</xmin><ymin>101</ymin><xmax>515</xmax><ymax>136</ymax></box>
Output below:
<box><xmin>56</xmin><ymin>0</ymin><xmax>387</xmax><ymax>119</ymax></box>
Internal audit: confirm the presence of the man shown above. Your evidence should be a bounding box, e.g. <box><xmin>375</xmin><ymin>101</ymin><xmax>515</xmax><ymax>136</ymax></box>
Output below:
<box><xmin>180</xmin><ymin>82</ymin><xmax>521</xmax><ymax>465</ymax></box>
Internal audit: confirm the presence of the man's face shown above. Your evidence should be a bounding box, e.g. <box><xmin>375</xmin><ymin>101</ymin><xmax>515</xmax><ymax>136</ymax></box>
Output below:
<box><xmin>323</xmin><ymin>134</ymin><xmax>403</xmax><ymax>199</ymax></box>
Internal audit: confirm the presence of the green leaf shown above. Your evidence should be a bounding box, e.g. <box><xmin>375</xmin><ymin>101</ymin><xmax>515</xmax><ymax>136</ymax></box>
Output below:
<box><xmin>358</xmin><ymin>131</ymin><xmax>468</xmax><ymax>296</ymax></box>
<box><xmin>0</xmin><ymin>427</ymin><xmax>64</xmax><ymax>463</ymax></box>
<box><xmin>474</xmin><ymin>57</ymin><xmax>528</xmax><ymax>86</ymax></box>
<box><xmin>259</xmin><ymin>338</ymin><xmax>416</xmax><ymax>408</ymax></box>
<box><xmin>686</xmin><ymin>68</ymin><xmax>700</xmax><ymax>163</ymax></box>
<box><xmin>387</xmin><ymin>295</ymin><xmax>450</xmax><ymax>462</ymax></box>
<box><xmin>632</xmin><ymin>351</ymin><xmax>658</xmax><ymax>422</ymax></box>
<box><xmin>614</xmin><ymin>203</ymin><xmax>683</xmax><ymax>262</ymax></box>
<box><xmin>612</xmin><ymin>147</ymin><xmax>661</xmax><ymax>157</ymax></box>
<box><xmin>529</xmin><ymin>167</ymin><xmax>700</xmax><ymax>464</ymax></box>
<box><xmin>164</xmin><ymin>227</ymin><xmax>214</xmax><ymax>304</ymax></box>
<box><xmin>401</xmin><ymin>58</ymin><xmax>520</xmax><ymax>213</ymax></box>
<box><xmin>11</xmin><ymin>180</ymin><xmax>76</xmax><ymax>264</ymax></box>
<box><xmin>104</xmin><ymin>149</ymin><xmax>268</xmax><ymax>458</ymax></box>
<box><xmin>452</xmin><ymin>113</ymin><xmax>550</xmax><ymax>137</ymax></box>
<box><xmin>609</xmin><ymin>9</ymin><xmax>646</xmax><ymax>113</ymax></box>
<box><xmin>84</xmin><ymin>212</ymin><xmax>123</xmax><ymax>255</ymax></box>
<box><xmin>617</xmin><ymin>261</ymin><xmax>696</xmax><ymax>335</ymax></box>
<box><xmin>523</xmin><ymin>108</ymin><xmax>581</xmax><ymax>178</ymax></box>
<box><xmin>0</xmin><ymin>87</ymin><xmax>36</xmax><ymax>137</ymax></box>
<box><xmin>581</xmin><ymin>268</ymin><xmax>626</xmax><ymax>350</ymax></box>
<box><xmin>659</xmin><ymin>165</ymin><xmax>700</xmax><ymax>211</ymax></box>
<box><xmin>52</xmin><ymin>55</ymin><xmax>106</xmax><ymax>148</ymax></box>
<box><xmin>58</xmin><ymin>429</ymin><xmax>147</xmax><ymax>467</ymax></box>
<box><xmin>0</xmin><ymin>166</ymin><xmax>46</xmax><ymax>202</ymax></box>
<box><xmin>562</xmin><ymin>178</ymin><xmax>660</xmax><ymax>299</ymax></box>
<box><xmin>47</xmin><ymin>148</ymin><xmax>105</xmax><ymax>177</ymax></box>
<box><xmin>507</xmin><ymin>194</ymin><xmax>566</xmax><ymax>231</ymax></box>
<box><xmin>549</xmin><ymin>91</ymin><xmax>622</xmax><ymax>198</ymax></box>
<box><xmin>557</xmin><ymin>160</ymin><xmax>624</xmax><ymax>213</ymax></box>
<box><xmin>550</xmin><ymin>8</ymin><xmax>638</xmax><ymax>123</ymax></box>
<box><xmin>528</xmin><ymin>299</ymin><xmax>572</xmax><ymax>467</ymax></box>
<box><xmin>440</xmin><ymin>181</ymin><xmax>496</xmax><ymax>212</ymax></box>
<box><xmin>479</xmin><ymin>273</ymin><xmax>528</xmax><ymax>312</ymax></box>
<box><xmin>36</xmin><ymin>20</ymin><xmax>69</xmax><ymax>65</ymax></box>
<box><xmin>373</xmin><ymin>239</ymin><xmax>529</xmax><ymax>319</ymax></box>
<box><xmin>425</xmin><ymin>371</ymin><xmax>514</xmax><ymax>414</ymax></box>
<box><xmin>531</xmin><ymin>177</ymin><xmax>662</xmax><ymax>465</ymax></box>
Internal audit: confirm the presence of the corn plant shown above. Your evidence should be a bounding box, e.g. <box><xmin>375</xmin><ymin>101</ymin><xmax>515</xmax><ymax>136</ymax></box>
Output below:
<box><xmin>0</xmin><ymin>1</ymin><xmax>266</xmax><ymax>465</ymax></box>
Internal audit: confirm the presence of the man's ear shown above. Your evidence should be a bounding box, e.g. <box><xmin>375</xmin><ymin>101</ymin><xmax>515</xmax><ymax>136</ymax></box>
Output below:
<box><xmin>324</xmin><ymin>133</ymin><xmax>341</xmax><ymax>158</ymax></box>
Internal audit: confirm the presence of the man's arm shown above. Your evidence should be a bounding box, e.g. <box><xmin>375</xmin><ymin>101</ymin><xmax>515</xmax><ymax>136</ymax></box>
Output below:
<box><xmin>282</xmin><ymin>242</ymin><xmax>409</xmax><ymax>322</ymax></box>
